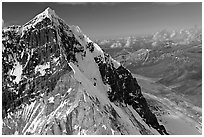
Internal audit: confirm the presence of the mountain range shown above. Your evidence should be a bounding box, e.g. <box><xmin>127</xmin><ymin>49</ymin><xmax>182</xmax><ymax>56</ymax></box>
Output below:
<box><xmin>2</xmin><ymin>8</ymin><xmax>202</xmax><ymax>135</ymax></box>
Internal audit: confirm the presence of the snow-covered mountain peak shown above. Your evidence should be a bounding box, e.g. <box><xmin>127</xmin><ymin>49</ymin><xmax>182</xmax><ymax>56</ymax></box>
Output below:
<box><xmin>21</xmin><ymin>7</ymin><xmax>62</xmax><ymax>35</ymax></box>
<box><xmin>2</xmin><ymin>8</ymin><xmax>169</xmax><ymax>135</ymax></box>
<box><xmin>44</xmin><ymin>7</ymin><xmax>57</xmax><ymax>17</ymax></box>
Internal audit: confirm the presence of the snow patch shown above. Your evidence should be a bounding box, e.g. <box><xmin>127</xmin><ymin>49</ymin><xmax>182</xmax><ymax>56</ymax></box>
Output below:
<box><xmin>53</xmin><ymin>57</ymin><xmax>59</xmax><ymax>63</ymax></box>
<box><xmin>111</xmin><ymin>58</ymin><xmax>121</xmax><ymax>69</ymax></box>
<box><xmin>69</xmin><ymin>62</ymin><xmax>110</xmax><ymax>106</ymax></box>
<box><xmin>110</xmin><ymin>128</ymin><xmax>115</xmax><ymax>135</ymax></box>
<box><xmin>35</xmin><ymin>62</ymin><xmax>50</xmax><ymax>76</ymax></box>
<box><xmin>102</xmin><ymin>125</ymin><xmax>107</xmax><ymax>129</ymax></box>
<box><xmin>67</xmin><ymin>88</ymin><xmax>72</xmax><ymax>93</ymax></box>
<box><xmin>48</xmin><ymin>97</ymin><xmax>54</xmax><ymax>103</ymax></box>
<box><xmin>92</xmin><ymin>43</ymin><xmax>104</xmax><ymax>58</ymax></box>
<box><xmin>12</xmin><ymin>62</ymin><xmax>22</xmax><ymax>84</ymax></box>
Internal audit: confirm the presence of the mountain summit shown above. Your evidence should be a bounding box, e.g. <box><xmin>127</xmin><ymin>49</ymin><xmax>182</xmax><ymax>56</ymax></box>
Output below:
<box><xmin>2</xmin><ymin>8</ymin><xmax>168</xmax><ymax>135</ymax></box>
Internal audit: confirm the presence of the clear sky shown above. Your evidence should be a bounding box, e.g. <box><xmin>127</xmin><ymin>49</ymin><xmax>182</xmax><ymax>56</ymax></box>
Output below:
<box><xmin>2</xmin><ymin>2</ymin><xmax>202</xmax><ymax>40</ymax></box>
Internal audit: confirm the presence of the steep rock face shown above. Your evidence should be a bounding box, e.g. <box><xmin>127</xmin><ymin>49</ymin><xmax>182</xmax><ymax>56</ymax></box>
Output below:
<box><xmin>95</xmin><ymin>53</ymin><xmax>168</xmax><ymax>134</ymax></box>
<box><xmin>2</xmin><ymin>8</ymin><xmax>168</xmax><ymax>135</ymax></box>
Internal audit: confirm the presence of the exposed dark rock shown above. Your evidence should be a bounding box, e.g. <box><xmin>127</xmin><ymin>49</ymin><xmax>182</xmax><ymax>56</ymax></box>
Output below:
<box><xmin>95</xmin><ymin>53</ymin><xmax>168</xmax><ymax>134</ymax></box>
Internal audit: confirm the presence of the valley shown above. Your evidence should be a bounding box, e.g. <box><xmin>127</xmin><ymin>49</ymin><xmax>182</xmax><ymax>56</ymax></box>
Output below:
<box><xmin>134</xmin><ymin>73</ymin><xmax>202</xmax><ymax>135</ymax></box>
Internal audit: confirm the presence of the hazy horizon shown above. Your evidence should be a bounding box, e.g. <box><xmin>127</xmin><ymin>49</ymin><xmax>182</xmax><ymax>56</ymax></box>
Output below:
<box><xmin>2</xmin><ymin>2</ymin><xmax>202</xmax><ymax>40</ymax></box>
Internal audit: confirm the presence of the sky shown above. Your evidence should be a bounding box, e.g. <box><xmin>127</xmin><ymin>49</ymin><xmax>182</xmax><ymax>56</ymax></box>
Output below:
<box><xmin>2</xmin><ymin>2</ymin><xmax>202</xmax><ymax>40</ymax></box>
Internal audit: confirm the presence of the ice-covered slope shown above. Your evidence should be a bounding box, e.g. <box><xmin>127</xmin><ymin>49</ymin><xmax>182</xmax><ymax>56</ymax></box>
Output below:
<box><xmin>2</xmin><ymin>7</ymin><xmax>168</xmax><ymax>135</ymax></box>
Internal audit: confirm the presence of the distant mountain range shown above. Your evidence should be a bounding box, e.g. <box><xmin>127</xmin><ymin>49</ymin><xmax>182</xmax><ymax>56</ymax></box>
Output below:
<box><xmin>97</xmin><ymin>27</ymin><xmax>201</xmax><ymax>48</ymax></box>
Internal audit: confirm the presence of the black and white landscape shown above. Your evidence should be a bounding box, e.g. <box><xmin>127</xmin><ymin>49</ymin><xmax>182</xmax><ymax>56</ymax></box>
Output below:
<box><xmin>2</xmin><ymin>2</ymin><xmax>202</xmax><ymax>135</ymax></box>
